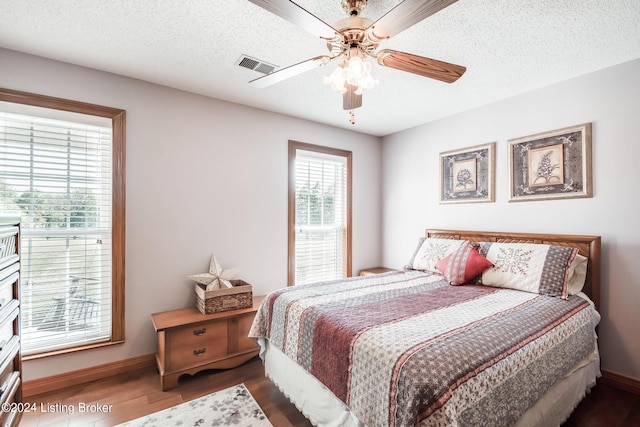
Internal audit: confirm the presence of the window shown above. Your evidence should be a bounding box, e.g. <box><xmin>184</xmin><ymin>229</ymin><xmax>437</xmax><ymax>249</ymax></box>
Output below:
<box><xmin>288</xmin><ymin>140</ymin><xmax>351</xmax><ymax>285</ymax></box>
<box><xmin>0</xmin><ymin>88</ymin><xmax>125</xmax><ymax>358</ymax></box>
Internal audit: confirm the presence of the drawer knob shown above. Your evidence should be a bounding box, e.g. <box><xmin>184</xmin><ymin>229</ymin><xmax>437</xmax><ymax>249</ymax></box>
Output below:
<box><xmin>193</xmin><ymin>328</ymin><xmax>207</xmax><ymax>336</ymax></box>
<box><xmin>193</xmin><ymin>348</ymin><xmax>206</xmax><ymax>357</ymax></box>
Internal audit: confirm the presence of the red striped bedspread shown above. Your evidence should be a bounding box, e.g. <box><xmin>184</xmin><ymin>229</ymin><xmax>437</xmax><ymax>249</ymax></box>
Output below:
<box><xmin>249</xmin><ymin>270</ymin><xmax>597</xmax><ymax>427</ymax></box>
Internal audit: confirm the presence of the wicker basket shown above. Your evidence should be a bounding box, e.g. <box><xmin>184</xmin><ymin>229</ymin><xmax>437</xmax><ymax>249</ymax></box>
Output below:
<box><xmin>194</xmin><ymin>279</ymin><xmax>253</xmax><ymax>314</ymax></box>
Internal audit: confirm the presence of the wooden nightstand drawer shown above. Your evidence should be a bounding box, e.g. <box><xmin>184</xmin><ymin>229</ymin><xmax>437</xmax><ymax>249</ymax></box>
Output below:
<box><xmin>167</xmin><ymin>334</ymin><xmax>229</xmax><ymax>371</ymax></box>
<box><xmin>166</xmin><ymin>319</ymin><xmax>227</xmax><ymax>348</ymax></box>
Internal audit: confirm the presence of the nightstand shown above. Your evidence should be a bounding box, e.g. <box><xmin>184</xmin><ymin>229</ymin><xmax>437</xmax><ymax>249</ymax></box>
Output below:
<box><xmin>151</xmin><ymin>295</ymin><xmax>264</xmax><ymax>391</ymax></box>
<box><xmin>359</xmin><ymin>267</ymin><xmax>396</xmax><ymax>276</ymax></box>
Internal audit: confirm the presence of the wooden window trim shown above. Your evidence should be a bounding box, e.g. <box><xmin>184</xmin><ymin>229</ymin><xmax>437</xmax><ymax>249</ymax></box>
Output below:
<box><xmin>0</xmin><ymin>87</ymin><xmax>126</xmax><ymax>359</ymax></box>
<box><xmin>288</xmin><ymin>140</ymin><xmax>352</xmax><ymax>285</ymax></box>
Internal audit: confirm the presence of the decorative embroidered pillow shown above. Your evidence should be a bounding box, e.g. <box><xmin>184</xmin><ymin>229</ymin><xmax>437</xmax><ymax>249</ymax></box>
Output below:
<box><xmin>406</xmin><ymin>238</ymin><xmax>467</xmax><ymax>273</ymax></box>
<box><xmin>475</xmin><ymin>242</ymin><xmax>579</xmax><ymax>299</ymax></box>
<box><xmin>435</xmin><ymin>241</ymin><xmax>494</xmax><ymax>285</ymax></box>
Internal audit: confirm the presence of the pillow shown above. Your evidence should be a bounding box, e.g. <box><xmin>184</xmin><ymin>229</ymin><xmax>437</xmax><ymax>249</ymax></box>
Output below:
<box><xmin>475</xmin><ymin>242</ymin><xmax>579</xmax><ymax>299</ymax></box>
<box><xmin>435</xmin><ymin>241</ymin><xmax>494</xmax><ymax>285</ymax></box>
<box><xmin>406</xmin><ymin>237</ymin><xmax>467</xmax><ymax>273</ymax></box>
<box><xmin>567</xmin><ymin>254</ymin><xmax>588</xmax><ymax>295</ymax></box>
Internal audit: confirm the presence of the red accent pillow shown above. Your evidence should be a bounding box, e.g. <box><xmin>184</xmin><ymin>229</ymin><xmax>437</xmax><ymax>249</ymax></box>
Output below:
<box><xmin>435</xmin><ymin>241</ymin><xmax>493</xmax><ymax>285</ymax></box>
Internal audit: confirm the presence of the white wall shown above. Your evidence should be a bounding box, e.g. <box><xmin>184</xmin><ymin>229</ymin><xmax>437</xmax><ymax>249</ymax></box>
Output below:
<box><xmin>3</xmin><ymin>46</ymin><xmax>639</xmax><ymax>384</ymax></box>
<box><xmin>0</xmin><ymin>48</ymin><xmax>383</xmax><ymax>381</ymax></box>
<box><xmin>382</xmin><ymin>58</ymin><xmax>640</xmax><ymax>381</ymax></box>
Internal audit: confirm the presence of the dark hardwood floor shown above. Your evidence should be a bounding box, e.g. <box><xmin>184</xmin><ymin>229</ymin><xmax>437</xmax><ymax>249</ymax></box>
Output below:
<box><xmin>561</xmin><ymin>380</ymin><xmax>640</xmax><ymax>427</ymax></box>
<box><xmin>19</xmin><ymin>357</ymin><xmax>640</xmax><ymax>426</ymax></box>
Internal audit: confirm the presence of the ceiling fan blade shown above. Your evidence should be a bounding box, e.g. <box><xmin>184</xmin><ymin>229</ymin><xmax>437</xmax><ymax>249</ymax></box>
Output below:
<box><xmin>368</xmin><ymin>0</ymin><xmax>459</xmax><ymax>40</ymax></box>
<box><xmin>343</xmin><ymin>83</ymin><xmax>362</xmax><ymax>110</ymax></box>
<box><xmin>247</xmin><ymin>0</ymin><xmax>338</xmax><ymax>40</ymax></box>
<box><xmin>377</xmin><ymin>49</ymin><xmax>466</xmax><ymax>83</ymax></box>
<box><xmin>250</xmin><ymin>55</ymin><xmax>333</xmax><ymax>88</ymax></box>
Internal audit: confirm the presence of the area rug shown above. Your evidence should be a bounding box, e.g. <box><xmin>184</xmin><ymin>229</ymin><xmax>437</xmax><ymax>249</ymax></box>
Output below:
<box><xmin>117</xmin><ymin>383</ymin><xmax>272</xmax><ymax>427</ymax></box>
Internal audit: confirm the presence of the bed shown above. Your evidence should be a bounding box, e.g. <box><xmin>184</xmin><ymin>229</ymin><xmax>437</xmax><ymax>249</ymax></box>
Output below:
<box><xmin>249</xmin><ymin>229</ymin><xmax>601</xmax><ymax>427</ymax></box>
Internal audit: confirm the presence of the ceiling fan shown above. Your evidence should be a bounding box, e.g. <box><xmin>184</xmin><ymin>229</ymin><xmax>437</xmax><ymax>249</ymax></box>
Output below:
<box><xmin>247</xmin><ymin>0</ymin><xmax>466</xmax><ymax>123</ymax></box>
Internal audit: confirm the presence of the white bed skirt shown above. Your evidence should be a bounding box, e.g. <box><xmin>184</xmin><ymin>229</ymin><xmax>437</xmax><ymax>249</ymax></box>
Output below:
<box><xmin>258</xmin><ymin>338</ymin><xmax>600</xmax><ymax>427</ymax></box>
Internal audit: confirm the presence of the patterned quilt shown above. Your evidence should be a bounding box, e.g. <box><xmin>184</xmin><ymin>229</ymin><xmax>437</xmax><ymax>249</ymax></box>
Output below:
<box><xmin>249</xmin><ymin>270</ymin><xmax>596</xmax><ymax>427</ymax></box>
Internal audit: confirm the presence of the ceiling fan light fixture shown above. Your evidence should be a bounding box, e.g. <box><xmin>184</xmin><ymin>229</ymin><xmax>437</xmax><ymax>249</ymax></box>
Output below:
<box><xmin>346</xmin><ymin>56</ymin><xmax>378</xmax><ymax>94</ymax></box>
<box><xmin>323</xmin><ymin>65</ymin><xmax>348</xmax><ymax>93</ymax></box>
<box><xmin>323</xmin><ymin>52</ymin><xmax>378</xmax><ymax>97</ymax></box>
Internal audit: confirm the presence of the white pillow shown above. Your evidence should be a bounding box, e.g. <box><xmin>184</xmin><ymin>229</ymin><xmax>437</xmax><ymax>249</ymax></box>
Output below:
<box><xmin>477</xmin><ymin>242</ymin><xmax>579</xmax><ymax>299</ymax></box>
<box><xmin>567</xmin><ymin>254</ymin><xmax>588</xmax><ymax>295</ymax></box>
<box><xmin>407</xmin><ymin>238</ymin><xmax>466</xmax><ymax>273</ymax></box>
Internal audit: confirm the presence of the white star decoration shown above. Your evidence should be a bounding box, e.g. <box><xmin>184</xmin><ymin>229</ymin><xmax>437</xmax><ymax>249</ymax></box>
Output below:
<box><xmin>188</xmin><ymin>255</ymin><xmax>239</xmax><ymax>291</ymax></box>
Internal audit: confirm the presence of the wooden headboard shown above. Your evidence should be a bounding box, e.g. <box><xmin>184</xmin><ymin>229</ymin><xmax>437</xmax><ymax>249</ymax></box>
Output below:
<box><xmin>426</xmin><ymin>229</ymin><xmax>601</xmax><ymax>309</ymax></box>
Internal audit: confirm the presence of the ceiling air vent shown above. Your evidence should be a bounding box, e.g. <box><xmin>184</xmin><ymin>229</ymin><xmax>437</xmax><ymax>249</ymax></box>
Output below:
<box><xmin>236</xmin><ymin>55</ymin><xmax>277</xmax><ymax>75</ymax></box>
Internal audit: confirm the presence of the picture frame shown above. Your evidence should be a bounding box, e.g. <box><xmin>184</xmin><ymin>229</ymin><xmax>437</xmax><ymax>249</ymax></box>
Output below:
<box><xmin>440</xmin><ymin>142</ymin><xmax>495</xmax><ymax>204</ymax></box>
<box><xmin>508</xmin><ymin>123</ymin><xmax>592</xmax><ymax>202</ymax></box>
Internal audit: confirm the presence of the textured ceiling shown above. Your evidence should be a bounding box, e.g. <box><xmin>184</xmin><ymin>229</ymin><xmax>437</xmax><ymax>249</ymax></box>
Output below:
<box><xmin>1</xmin><ymin>0</ymin><xmax>640</xmax><ymax>136</ymax></box>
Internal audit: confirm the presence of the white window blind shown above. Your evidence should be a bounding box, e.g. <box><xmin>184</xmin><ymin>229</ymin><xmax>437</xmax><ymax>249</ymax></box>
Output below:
<box><xmin>0</xmin><ymin>108</ymin><xmax>113</xmax><ymax>356</ymax></box>
<box><xmin>294</xmin><ymin>150</ymin><xmax>347</xmax><ymax>285</ymax></box>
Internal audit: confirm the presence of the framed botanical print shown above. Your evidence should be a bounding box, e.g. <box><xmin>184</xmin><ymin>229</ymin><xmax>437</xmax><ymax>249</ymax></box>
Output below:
<box><xmin>508</xmin><ymin>123</ymin><xmax>592</xmax><ymax>201</ymax></box>
<box><xmin>440</xmin><ymin>142</ymin><xmax>495</xmax><ymax>204</ymax></box>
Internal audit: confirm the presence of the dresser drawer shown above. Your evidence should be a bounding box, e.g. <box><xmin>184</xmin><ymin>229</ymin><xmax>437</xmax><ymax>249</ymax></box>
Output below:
<box><xmin>165</xmin><ymin>319</ymin><xmax>227</xmax><ymax>349</ymax></box>
<box><xmin>0</xmin><ymin>371</ymin><xmax>20</xmax><ymax>427</ymax></box>
<box><xmin>0</xmin><ymin>269</ymin><xmax>18</xmax><ymax>311</ymax></box>
<box><xmin>0</xmin><ymin>303</ymin><xmax>18</xmax><ymax>339</ymax></box>
<box><xmin>0</xmin><ymin>322</ymin><xmax>15</xmax><ymax>348</ymax></box>
<box><xmin>0</xmin><ymin>336</ymin><xmax>19</xmax><ymax>389</ymax></box>
<box><xmin>167</xmin><ymin>334</ymin><xmax>228</xmax><ymax>371</ymax></box>
<box><xmin>0</xmin><ymin>227</ymin><xmax>18</xmax><ymax>273</ymax></box>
